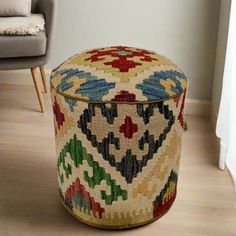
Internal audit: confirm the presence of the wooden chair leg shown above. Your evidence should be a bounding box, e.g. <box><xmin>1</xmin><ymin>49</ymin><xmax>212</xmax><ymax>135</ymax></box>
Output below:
<box><xmin>39</xmin><ymin>65</ymin><xmax>48</xmax><ymax>93</ymax></box>
<box><xmin>31</xmin><ymin>67</ymin><xmax>45</xmax><ymax>113</ymax></box>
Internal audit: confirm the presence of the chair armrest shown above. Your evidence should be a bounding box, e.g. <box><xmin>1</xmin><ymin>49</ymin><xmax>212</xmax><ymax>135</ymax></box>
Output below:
<box><xmin>38</xmin><ymin>0</ymin><xmax>57</xmax><ymax>63</ymax></box>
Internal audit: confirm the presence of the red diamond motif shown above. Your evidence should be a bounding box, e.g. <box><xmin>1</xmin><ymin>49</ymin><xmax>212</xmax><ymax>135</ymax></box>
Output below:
<box><xmin>53</xmin><ymin>97</ymin><xmax>65</xmax><ymax>129</ymax></box>
<box><xmin>111</xmin><ymin>90</ymin><xmax>136</xmax><ymax>102</ymax></box>
<box><xmin>119</xmin><ymin>116</ymin><xmax>138</xmax><ymax>139</ymax></box>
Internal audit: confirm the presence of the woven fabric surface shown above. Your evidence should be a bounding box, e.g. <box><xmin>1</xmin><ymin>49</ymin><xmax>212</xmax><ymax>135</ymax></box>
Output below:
<box><xmin>51</xmin><ymin>47</ymin><xmax>187</xmax><ymax>228</ymax></box>
<box><xmin>50</xmin><ymin>46</ymin><xmax>187</xmax><ymax>103</ymax></box>
<box><xmin>51</xmin><ymin>90</ymin><xmax>186</xmax><ymax>228</ymax></box>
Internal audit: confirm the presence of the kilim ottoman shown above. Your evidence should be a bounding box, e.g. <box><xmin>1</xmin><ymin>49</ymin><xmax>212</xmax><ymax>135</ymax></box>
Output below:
<box><xmin>50</xmin><ymin>46</ymin><xmax>188</xmax><ymax>229</ymax></box>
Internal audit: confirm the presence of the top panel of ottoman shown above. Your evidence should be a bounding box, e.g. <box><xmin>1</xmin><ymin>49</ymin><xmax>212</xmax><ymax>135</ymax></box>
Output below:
<box><xmin>50</xmin><ymin>46</ymin><xmax>187</xmax><ymax>103</ymax></box>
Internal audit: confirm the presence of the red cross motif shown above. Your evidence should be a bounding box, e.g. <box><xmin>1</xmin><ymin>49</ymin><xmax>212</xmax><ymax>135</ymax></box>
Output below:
<box><xmin>119</xmin><ymin>116</ymin><xmax>138</xmax><ymax>139</ymax></box>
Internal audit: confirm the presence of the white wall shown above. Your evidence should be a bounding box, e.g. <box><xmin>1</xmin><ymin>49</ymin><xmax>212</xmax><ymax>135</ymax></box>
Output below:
<box><xmin>212</xmin><ymin>0</ymin><xmax>231</xmax><ymax>119</ymax></box>
<box><xmin>49</xmin><ymin>0</ymin><xmax>220</xmax><ymax>100</ymax></box>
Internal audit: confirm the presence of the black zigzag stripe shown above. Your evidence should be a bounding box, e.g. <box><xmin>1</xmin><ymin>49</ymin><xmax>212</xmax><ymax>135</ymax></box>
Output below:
<box><xmin>78</xmin><ymin>102</ymin><xmax>175</xmax><ymax>183</ymax></box>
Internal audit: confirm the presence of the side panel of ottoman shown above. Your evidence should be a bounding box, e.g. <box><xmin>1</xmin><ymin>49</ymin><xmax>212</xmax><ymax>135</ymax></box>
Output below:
<box><xmin>51</xmin><ymin>87</ymin><xmax>186</xmax><ymax>229</ymax></box>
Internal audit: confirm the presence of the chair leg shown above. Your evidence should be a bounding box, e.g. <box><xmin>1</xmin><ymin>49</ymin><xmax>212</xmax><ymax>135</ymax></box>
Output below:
<box><xmin>39</xmin><ymin>65</ymin><xmax>48</xmax><ymax>93</ymax></box>
<box><xmin>31</xmin><ymin>67</ymin><xmax>45</xmax><ymax>113</ymax></box>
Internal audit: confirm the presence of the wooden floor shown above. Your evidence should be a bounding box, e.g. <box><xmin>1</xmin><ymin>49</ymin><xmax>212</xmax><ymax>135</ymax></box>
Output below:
<box><xmin>0</xmin><ymin>79</ymin><xmax>236</xmax><ymax>236</ymax></box>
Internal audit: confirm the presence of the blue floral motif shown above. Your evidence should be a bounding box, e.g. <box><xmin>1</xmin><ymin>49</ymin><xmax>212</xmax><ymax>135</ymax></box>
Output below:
<box><xmin>52</xmin><ymin>69</ymin><xmax>115</xmax><ymax>101</ymax></box>
<box><xmin>136</xmin><ymin>70</ymin><xmax>187</xmax><ymax>100</ymax></box>
<box><xmin>75</xmin><ymin>79</ymin><xmax>115</xmax><ymax>101</ymax></box>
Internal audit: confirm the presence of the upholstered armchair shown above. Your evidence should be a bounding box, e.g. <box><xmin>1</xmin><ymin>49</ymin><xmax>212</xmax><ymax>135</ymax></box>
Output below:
<box><xmin>0</xmin><ymin>0</ymin><xmax>57</xmax><ymax>112</ymax></box>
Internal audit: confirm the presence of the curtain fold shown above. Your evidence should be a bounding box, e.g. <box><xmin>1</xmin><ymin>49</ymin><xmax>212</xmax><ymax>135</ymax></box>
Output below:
<box><xmin>216</xmin><ymin>0</ymin><xmax>236</xmax><ymax>191</ymax></box>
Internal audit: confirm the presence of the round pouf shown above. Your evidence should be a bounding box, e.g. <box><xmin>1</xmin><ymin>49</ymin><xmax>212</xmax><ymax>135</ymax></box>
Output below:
<box><xmin>50</xmin><ymin>46</ymin><xmax>188</xmax><ymax>229</ymax></box>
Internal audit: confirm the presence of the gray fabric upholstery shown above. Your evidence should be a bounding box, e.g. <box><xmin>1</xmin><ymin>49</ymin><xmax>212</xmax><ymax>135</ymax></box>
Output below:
<box><xmin>0</xmin><ymin>31</ymin><xmax>47</xmax><ymax>59</ymax></box>
<box><xmin>0</xmin><ymin>0</ymin><xmax>57</xmax><ymax>70</ymax></box>
<box><xmin>31</xmin><ymin>0</ymin><xmax>39</xmax><ymax>13</ymax></box>
<box><xmin>38</xmin><ymin>0</ymin><xmax>57</xmax><ymax>62</ymax></box>
<box><xmin>0</xmin><ymin>56</ymin><xmax>46</xmax><ymax>70</ymax></box>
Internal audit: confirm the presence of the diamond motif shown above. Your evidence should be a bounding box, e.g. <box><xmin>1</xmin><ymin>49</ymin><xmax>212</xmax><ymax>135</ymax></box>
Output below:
<box><xmin>77</xmin><ymin>102</ymin><xmax>175</xmax><ymax>183</ymax></box>
<box><xmin>111</xmin><ymin>90</ymin><xmax>136</xmax><ymax>102</ymax></box>
<box><xmin>119</xmin><ymin>116</ymin><xmax>138</xmax><ymax>139</ymax></box>
<box><xmin>53</xmin><ymin>97</ymin><xmax>65</xmax><ymax>129</ymax></box>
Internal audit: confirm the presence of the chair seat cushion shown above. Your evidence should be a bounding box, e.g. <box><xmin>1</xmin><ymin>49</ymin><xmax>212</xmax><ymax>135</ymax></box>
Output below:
<box><xmin>0</xmin><ymin>31</ymin><xmax>47</xmax><ymax>59</ymax></box>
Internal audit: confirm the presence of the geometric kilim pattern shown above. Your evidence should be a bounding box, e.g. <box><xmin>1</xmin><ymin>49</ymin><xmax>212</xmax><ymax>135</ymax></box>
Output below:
<box><xmin>52</xmin><ymin>88</ymin><xmax>186</xmax><ymax>228</ymax></box>
<box><xmin>50</xmin><ymin>46</ymin><xmax>187</xmax><ymax>103</ymax></box>
<box><xmin>59</xmin><ymin>179</ymin><xmax>105</xmax><ymax>218</ymax></box>
<box><xmin>51</xmin><ymin>47</ymin><xmax>187</xmax><ymax>229</ymax></box>
<box><xmin>57</xmin><ymin>134</ymin><xmax>128</xmax><ymax>205</ymax></box>
<box><xmin>153</xmin><ymin>170</ymin><xmax>178</xmax><ymax>218</ymax></box>
<box><xmin>77</xmin><ymin>102</ymin><xmax>175</xmax><ymax>183</ymax></box>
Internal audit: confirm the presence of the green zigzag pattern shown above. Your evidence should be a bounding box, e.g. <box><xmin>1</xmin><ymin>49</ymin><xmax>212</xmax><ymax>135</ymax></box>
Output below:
<box><xmin>57</xmin><ymin>134</ymin><xmax>128</xmax><ymax>205</ymax></box>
